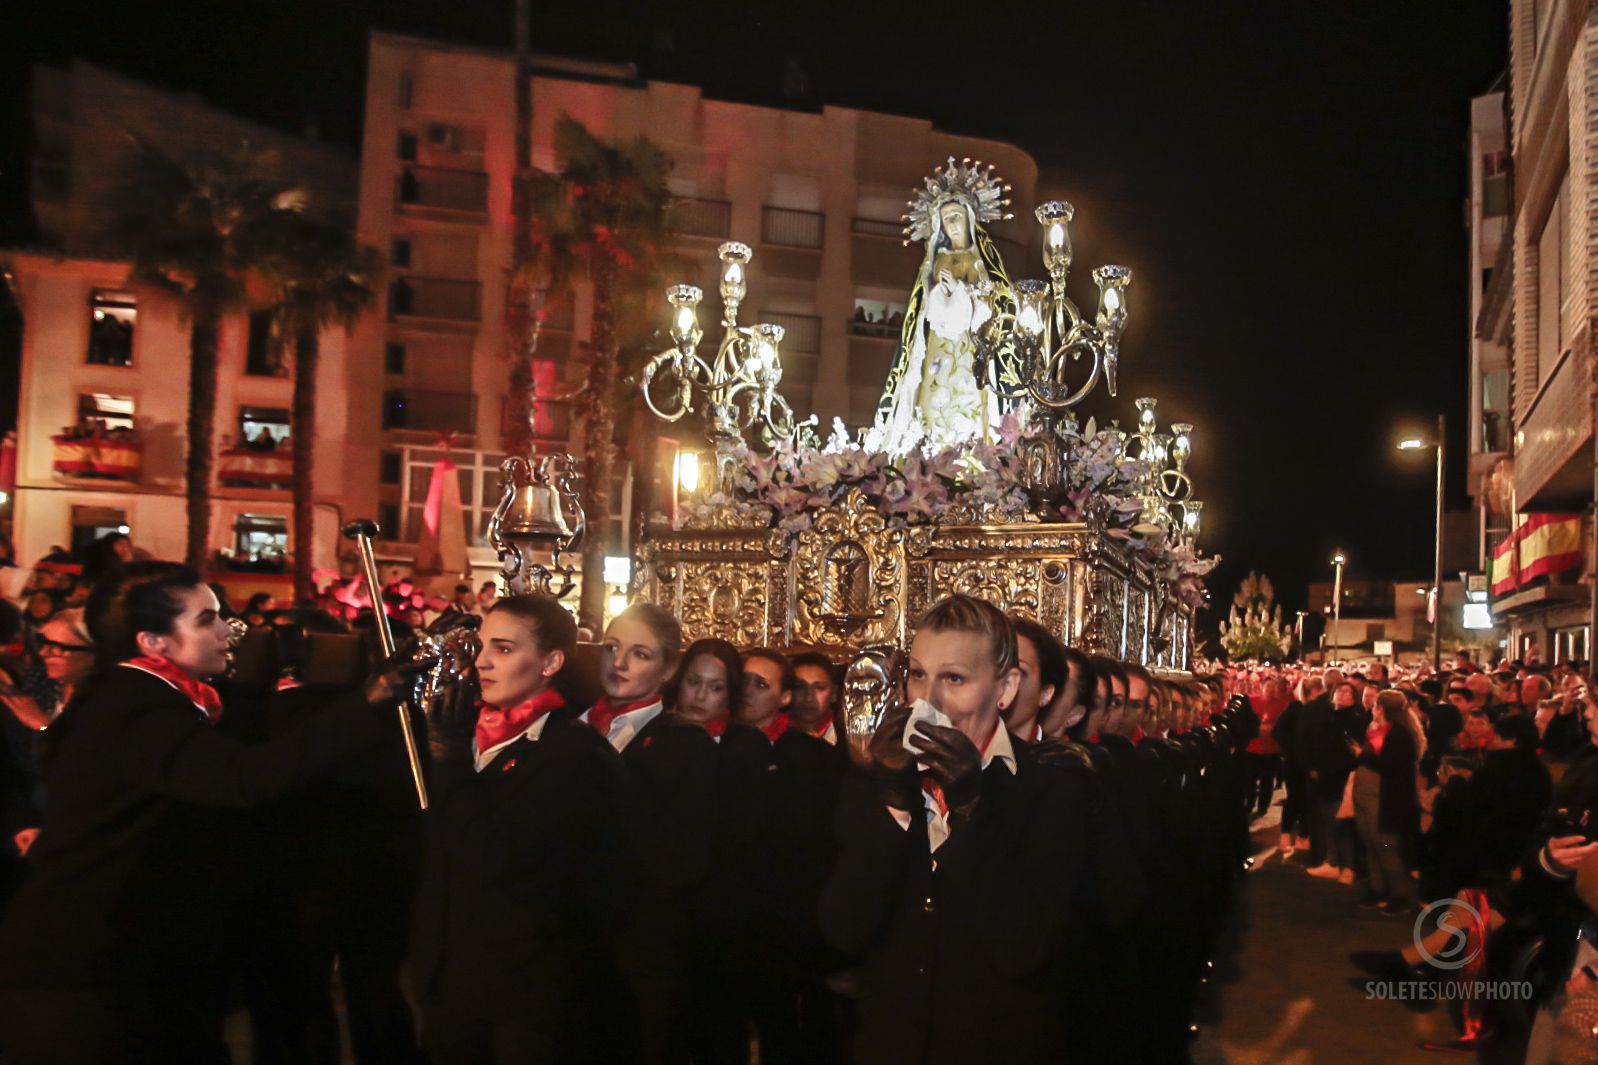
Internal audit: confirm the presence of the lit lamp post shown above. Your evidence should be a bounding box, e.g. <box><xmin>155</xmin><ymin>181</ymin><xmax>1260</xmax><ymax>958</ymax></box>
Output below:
<box><xmin>1398</xmin><ymin>413</ymin><xmax>1446</xmax><ymax>672</ymax></box>
<box><xmin>1330</xmin><ymin>551</ymin><xmax>1347</xmax><ymax>665</ymax></box>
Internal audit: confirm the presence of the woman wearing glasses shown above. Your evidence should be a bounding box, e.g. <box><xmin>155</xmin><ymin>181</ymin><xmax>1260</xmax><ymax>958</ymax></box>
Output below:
<box><xmin>0</xmin><ymin>608</ymin><xmax>94</xmax><ymax>869</ymax></box>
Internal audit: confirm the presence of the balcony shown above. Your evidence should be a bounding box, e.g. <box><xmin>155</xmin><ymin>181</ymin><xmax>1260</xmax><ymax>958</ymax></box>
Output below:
<box><xmin>395</xmin><ymin>164</ymin><xmax>489</xmax><ymax>219</ymax></box>
<box><xmin>1515</xmin><ymin>343</ymin><xmax>1594</xmax><ymax>511</ymax></box>
<box><xmin>389</xmin><ymin>276</ymin><xmax>481</xmax><ymax>332</ymax></box>
<box><xmin>760</xmin><ymin>311</ymin><xmax>821</xmax><ymax>354</ymax></box>
<box><xmin>382</xmin><ymin>388</ymin><xmax>478</xmax><ymax>435</ymax></box>
<box><xmin>668</xmin><ymin>197</ymin><xmax>732</xmax><ymax>240</ymax></box>
<box><xmin>51</xmin><ymin>430</ymin><xmax>142</xmax><ymax>482</ymax></box>
<box><xmin>218</xmin><ymin>447</ymin><xmax>292</xmax><ymax>490</ymax></box>
<box><xmin>763</xmin><ymin>206</ymin><xmax>824</xmax><ymax>249</ymax></box>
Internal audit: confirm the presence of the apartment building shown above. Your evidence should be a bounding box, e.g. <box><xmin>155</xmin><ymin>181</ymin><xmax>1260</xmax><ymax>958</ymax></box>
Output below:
<box><xmin>4</xmin><ymin>61</ymin><xmax>360</xmax><ymax>595</ymax></box>
<box><xmin>1473</xmin><ymin>1</ymin><xmax>1598</xmax><ymax>664</ymax></box>
<box><xmin>353</xmin><ymin>30</ymin><xmax>1041</xmax><ymax>561</ymax></box>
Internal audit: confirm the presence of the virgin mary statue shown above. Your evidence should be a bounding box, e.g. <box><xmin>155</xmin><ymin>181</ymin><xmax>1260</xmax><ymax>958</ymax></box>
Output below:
<box><xmin>867</xmin><ymin>159</ymin><xmax>1019</xmax><ymax>455</ymax></box>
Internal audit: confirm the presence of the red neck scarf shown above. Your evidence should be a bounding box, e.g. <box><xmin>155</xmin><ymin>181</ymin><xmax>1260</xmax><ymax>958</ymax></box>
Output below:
<box><xmin>588</xmin><ymin>694</ymin><xmax>659</xmax><ymax>739</ymax></box>
<box><xmin>760</xmin><ymin>713</ymin><xmax>791</xmax><ymax>743</ymax></box>
<box><xmin>703</xmin><ymin>718</ymin><xmax>727</xmax><ymax>740</ymax></box>
<box><xmin>476</xmin><ymin>688</ymin><xmax>565</xmax><ymax>755</ymax></box>
<box><xmin>121</xmin><ymin>656</ymin><xmax>223</xmax><ymax>724</ymax></box>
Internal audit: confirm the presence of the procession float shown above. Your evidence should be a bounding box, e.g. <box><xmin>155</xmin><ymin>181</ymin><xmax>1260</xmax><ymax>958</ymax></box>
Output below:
<box><xmin>485</xmin><ymin>158</ymin><xmax>1218</xmax><ymax>671</ymax></box>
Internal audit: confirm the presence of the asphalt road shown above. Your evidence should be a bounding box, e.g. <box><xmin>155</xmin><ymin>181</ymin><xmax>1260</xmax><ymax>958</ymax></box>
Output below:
<box><xmin>1193</xmin><ymin>799</ymin><xmax>1461</xmax><ymax>1065</ymax></box>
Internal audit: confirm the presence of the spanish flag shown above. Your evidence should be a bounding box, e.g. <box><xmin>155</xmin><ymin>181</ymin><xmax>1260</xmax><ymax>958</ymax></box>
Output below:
<box><xmin>1491</xmin><ymin>513</ymin><xmax>1584</xmax><ymax>597</ymax></box>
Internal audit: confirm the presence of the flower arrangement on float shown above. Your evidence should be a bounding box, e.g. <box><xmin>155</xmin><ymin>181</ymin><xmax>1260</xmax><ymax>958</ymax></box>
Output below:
<box><xmin>681</xmin><ymin>404</ymin><xmax>1217</xmax><ymax>608</ymax></box>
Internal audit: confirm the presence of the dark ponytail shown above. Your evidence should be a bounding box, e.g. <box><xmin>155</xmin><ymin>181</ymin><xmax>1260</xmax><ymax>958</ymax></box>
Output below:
<box><xmin>43</xmin><ymin>561</ymin><xmax>206</xmax><ymax>769</ymax></box>
<box><xmin>84</xmin><ymin>560</ymin><xmax>205</xmax><ymax>671</ymax></box>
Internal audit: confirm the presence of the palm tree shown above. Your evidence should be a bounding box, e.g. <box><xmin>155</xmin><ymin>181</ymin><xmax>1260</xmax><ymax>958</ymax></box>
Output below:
<box><xmin>525</xmin><ymin>114</ymin><xmax>672</xmax><ymax>631</ymax></box>
<box><xmin>106</xmin><ymin>139</ymin><xmax>301</xmax><ymax>569</ymax></box>
<box><xmin>504</xmin><ymin>0</ymin><xmax>539</xmax><ymax>460</ymax></box>
<box><xmin>262</xmin><ymin>214</ymin><xmax>383</xmax><ymax>603</ymax></box>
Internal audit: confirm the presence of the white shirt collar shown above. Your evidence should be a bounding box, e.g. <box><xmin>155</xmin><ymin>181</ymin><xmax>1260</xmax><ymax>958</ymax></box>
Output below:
<box><xmin>819</xmin><ymin>720</ymin><xmax>837</xmax><ymax>746</ymax></box>
<box><xmin>982</xmin><ymin>722</ymin><xmax>1019</xmax><ymax>776</ymax></box>
<box><xmin>473</xmin><ymin>711</ymin><xmax>553</xmax><ymax>773</ymax></box>
<box><xmin>579</xmin><ymin>699</ymin><xmax>663</xmax><ymax>753</ymax></box>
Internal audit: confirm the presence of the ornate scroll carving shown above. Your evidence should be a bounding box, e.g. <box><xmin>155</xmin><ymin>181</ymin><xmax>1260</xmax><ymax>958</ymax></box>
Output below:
<box><xmin>793</xmin><ymin>489</ymin><xmax>909</xmax><ymax>648</ymax></box>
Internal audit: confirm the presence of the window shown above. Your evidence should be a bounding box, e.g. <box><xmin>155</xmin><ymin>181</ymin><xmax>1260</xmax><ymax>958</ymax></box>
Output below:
<box><xmin>1536</xmin><ymin>177</ymin><xmax>1567</xmax><ymax>386</ymax></box>
<box><xmin>233</xmin><ymin>514</ymin><xmax>288</xmax><ymax>567</ymax></box>
<box><xmin>391</xmin><ymin>238</ymin><xmax>412</xmax><ymax>267</ymax></box>
<box><xmin>87</xmin><ymin>290</ymin><xmax>136</xmax><ymax>366</ymax></box>
<box><xmin>397</xmin><ymin>131</ymin><xmax>418</xmax><ymax>161</ymax></box>
<box><xmin>1555</xmin><ymin>626</ymin><xmax>1589</xmax><ymax>665</ymax></box>
<box><xmin>851</xmin><ymin>298</ymin><xmax>906</xmax><ymax>338</ymax></box>
<box><xmin>385</xmin><ymin>342</ymin><xmax>407</xmax><ymax>375</ymax></box>
<box><xmin>397</xmin><ymin>71</ymin><xmax>414</xmax><ymax>109</ymax></box>
<box><xmin>78</xmin><ymin>393</ymin><xmax>135</xmax><ymax>432</ymax></box>
<box><xmin>239</xmin><ymin>406</ymin><xmax>290</xmax><ymax>448</ymax></box>
<box><xmin>380</xmin><ymin>451</ymin><xmax>402</xmax><ymax>484</ymax></box>
<box><xmin>245</xmin><ymin>310</ymin><xmax>286</xmax><ymax>376</ymax></box>
<box><xmin>70</xmin><ymin>506</ymin><xmax>127</xmax><ymax>555</ymax></box>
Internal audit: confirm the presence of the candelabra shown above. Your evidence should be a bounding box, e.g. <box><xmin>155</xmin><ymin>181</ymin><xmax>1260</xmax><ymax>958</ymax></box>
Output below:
<box><xmin>640</xmin><ymin>242</ymin><xmax>809</xmax><ymax>490</ymax></box>
<box><xmin>1122</xmin><ymin>397</ymin><xmax>1202</xmax><ymax>542</ymax></box>
<box><xmin>976</xmin><ymin>201</ymin><xmax>1131</xmax><ymax>417</ymax></box>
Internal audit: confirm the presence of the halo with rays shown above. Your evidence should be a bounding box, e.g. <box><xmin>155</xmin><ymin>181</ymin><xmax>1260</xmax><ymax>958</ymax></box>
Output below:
<box><xmin>901</xmin><ymin>156</ymin><xmax>1014</xmax><ymax>245</ymax></box>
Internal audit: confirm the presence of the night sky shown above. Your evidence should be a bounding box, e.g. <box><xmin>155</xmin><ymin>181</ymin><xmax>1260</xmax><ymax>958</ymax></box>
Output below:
<box><xmin>8</xmin><ymin>0</ymin><xmax>1510</xmax><ymax>637</ymax></box>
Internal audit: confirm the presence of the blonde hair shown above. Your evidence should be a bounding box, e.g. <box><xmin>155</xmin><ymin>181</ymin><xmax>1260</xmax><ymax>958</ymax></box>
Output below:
<box><xmin>1376</xmin><ymin>688</ymin><xmax>1426</xmax><ymax>761</ymax></box>
<box><xmin>916</xmin><ymin>594</ymin><xmax>1018</xmax><ymax>676</ymax></box>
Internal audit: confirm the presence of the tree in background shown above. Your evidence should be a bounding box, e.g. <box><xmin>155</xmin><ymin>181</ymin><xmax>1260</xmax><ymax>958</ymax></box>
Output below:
<box><xmin>524</xmin><ymin>114</ymin><xmax>672</xmax><ymax>631</ymax></box>
<box><xmin>261</xmin><ymin>213</ymin><xmax>382</xmax><ymax>602</ymax></box>
<box><xmin>1219</xmin><ymin>571</ymin><xmax>1293</xmax><ymax>662</ymax></box>
<box><xmin>106</xmin><ymin>139</ymin><xmax>303</xmax><ymax>569</ymax></box>
<box><xmin>503</xmin><ymin>0</ymin><xmax>540</xmax><ymax>461</ymax></box>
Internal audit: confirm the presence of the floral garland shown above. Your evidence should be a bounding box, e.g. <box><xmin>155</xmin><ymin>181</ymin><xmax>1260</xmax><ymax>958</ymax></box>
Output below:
<box><xmin>682</xmin><ymin>406</ymin><xmax>1218</xmax><ymax>607</ymax></box>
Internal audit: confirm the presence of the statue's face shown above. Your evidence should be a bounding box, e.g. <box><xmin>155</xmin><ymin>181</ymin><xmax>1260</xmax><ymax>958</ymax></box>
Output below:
<box><xmin>939</xmin><ymin>202</ymin><xmax>970</xmax><ymax>249</ymax></box>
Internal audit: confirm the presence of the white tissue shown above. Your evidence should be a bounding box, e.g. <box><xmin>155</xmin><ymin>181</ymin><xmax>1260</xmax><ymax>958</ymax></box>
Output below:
<box><xmin>903</xmin><ymin>699</ymin><xmax>952</xmax><ymax>770</ymax></box>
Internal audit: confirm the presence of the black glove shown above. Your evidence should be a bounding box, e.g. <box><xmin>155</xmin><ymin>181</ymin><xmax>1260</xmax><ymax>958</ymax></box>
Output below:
<box><xmin>362</xmin><ymin>655</ymin><xmax>434</xmax><ymax>709</ymax></box>
<box><xmin>866</xmin><ymin>688</ymin><xmax>920</xmax><ymax>811</ymax></box>
<box><xmin>907</xmin><ymin>722</ymin><xmax>983</xmax><ymax>817</ymax></box>
<box><xmin>423</xmin><ymin>675</ymin><xmax>479</xmax><ymax>764</ymax></box>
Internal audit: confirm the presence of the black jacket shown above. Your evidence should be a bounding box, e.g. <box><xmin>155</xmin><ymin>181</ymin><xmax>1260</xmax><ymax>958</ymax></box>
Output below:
<box><xmin>819</xmin><ymin>739</ymin><xmax>1090</xmax><ymax>1065</ymax></box>
<box><xmin>1297</xmin><ymin>696</ymin><xmax>1358</xmax><ymax>800</ymax></box>
<box><xmin>1354</xmin><ymin>723</ymin><xmax>1419</xmax><ymax>835</ymax></box>
<box><xmin>0</xmin><ymin>667</ymin><xmax>389</xmax><ymax>994</ymax></box>
<box><xmin>411</xmin><ymin>705</ymin><xmax>628</xmax><ymax>1029</ymax></box>
<box><xmin>614</xmin><ymin>710</ymin><xmax>719</xmax><ymax>979</ymax></box>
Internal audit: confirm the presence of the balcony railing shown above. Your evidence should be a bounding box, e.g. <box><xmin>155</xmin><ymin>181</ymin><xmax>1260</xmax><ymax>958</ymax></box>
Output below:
<box><xmin>383</xmin><ymin>389</ymin><xmax>478</xmax><ymax>434</ymax></box>
<box><xmin>669</xmin><ymin>197</ymin><xmax>732</xmax><ymax>239</ymax></box>
<box><xmin>396</xmin><ymin>164</ymin><xmax>489</xmax><ymax>215</ymax></box>
<box><xmin>851</xmin><ymin>216</ymin><xmax>903</xmax><ymax>239</ymax></box>
<box><xmin>763</xmin><ymin>206</ymin><xmax>824</xmax><ymax>249</ymax></box>
<box><xmin>51</xmin><ymin>429</ymin><xmax>141</xmax><ymax>481</ymax></box>
<box><xmin>389</xmin><ymin>277</ymin><xmax>481</xmax><ymax>323</ymax></box>
<box><xmin>760</xmin><ymin>311</ymin><xmax>821</xmax><ymax>354</ymax></box>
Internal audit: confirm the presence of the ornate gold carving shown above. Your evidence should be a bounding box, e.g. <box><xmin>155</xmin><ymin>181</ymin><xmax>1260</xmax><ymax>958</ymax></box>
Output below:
<box><xmin>793</xmin><ymin>489</ymin><xmax>909</xmax><ymax>648</ymax></box>
<box><xmin>635</xmin><ymin>502</ymin><xmax>1192</xmax><ymax>667</ymax></box>
<box><xmin>926</xmin><ymin>559</ymin><xmax>1042</xmax><ymax>620</ymax></box>
<box><xmin>678</xmin><ymin>563</ymin><xmax>768</xmax><ymax>647</ymax></box>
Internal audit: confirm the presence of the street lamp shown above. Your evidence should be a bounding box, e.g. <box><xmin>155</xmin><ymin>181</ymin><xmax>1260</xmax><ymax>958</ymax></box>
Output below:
<box><xmin>1331</xmin><ymin>551</ymin><xmax>1346</xmax><ymax>665</ymax></box>
<box><xmin>1397</xmin><ymin>414</ymin><xmax>1445</xmax><ymax>672</ymax></box>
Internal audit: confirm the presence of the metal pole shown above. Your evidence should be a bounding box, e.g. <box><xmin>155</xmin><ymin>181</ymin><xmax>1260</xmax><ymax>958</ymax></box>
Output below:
<box><xmin>342</xmin><ymin>520</ymin><xmax>429</xmax><ymax>810</ymax></box>
<box><xmin>1433</xmin><ymin>413</ymin><xmax>1445</xmax><ymax>673</ymax></box>
<box><xmin>1332</xmin><ymin>556</ymin><xmax>1344</xmax><ymax>666</ymax></box>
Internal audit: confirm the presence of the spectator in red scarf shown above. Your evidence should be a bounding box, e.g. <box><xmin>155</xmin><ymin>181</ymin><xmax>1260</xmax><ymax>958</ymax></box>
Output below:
<box><xmin>668</xmin><ymin>638</ymin><xmax>741</xmax><ymax>739</ymax></box>
<box><xmin>1244</xmin><ymin>675</ymin><xmax>1291</xmax><ymax>820</ymax></box>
